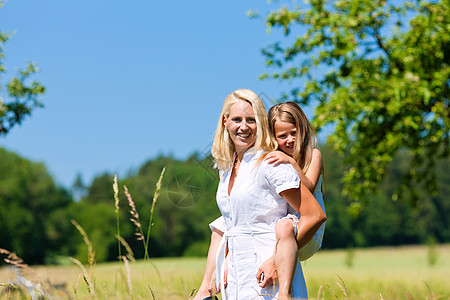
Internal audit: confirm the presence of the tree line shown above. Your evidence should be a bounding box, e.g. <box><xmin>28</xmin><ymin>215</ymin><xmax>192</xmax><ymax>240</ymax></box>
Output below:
<box><xmin>1</xmin><ymin>145</ymin><xmax>448</xmax><ymax>265</ymax></box>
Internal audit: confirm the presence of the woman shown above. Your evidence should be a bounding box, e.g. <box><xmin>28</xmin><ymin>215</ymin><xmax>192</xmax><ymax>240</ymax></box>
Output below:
<box><xmin>195</xmin><ymin>89</ymin><xmax>326</xmax><ymax>299</ymax></box>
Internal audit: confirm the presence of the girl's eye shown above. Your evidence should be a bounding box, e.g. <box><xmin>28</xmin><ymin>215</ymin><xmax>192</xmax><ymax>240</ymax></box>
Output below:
<box><xmin>292</xmin><ymin>132</ymin><xmax>296</xmax><ymax>136</ymax></box>
<box><xmin>277</xmin><ymin>134</ymin><xmax>286</xmax><ymax>139</ymax></box>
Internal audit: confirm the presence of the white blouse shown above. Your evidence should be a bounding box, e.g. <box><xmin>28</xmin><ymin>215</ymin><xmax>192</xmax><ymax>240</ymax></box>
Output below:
<box><xmin>210</xmin><ymin>169</ymin><xmax>325</xmax><ymax>262</ymax></box>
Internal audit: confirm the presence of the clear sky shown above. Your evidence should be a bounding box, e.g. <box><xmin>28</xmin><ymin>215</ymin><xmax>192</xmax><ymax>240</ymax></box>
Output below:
<box><xmin>0</xmin><ymin>0</ymin><xmax>320</xmax><ymax>188</ymax></box>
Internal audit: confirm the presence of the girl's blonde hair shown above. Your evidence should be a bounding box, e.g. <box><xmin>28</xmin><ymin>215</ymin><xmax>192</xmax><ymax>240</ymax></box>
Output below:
<box><xmin>268</xmin><ymin>102</ymin><xmax>318</xmax><ymax>173</ymax></box>
<box><xmin>212</xmin><ymin>89</ymin><xmax>277</xmax><ymax>171</ymax></box>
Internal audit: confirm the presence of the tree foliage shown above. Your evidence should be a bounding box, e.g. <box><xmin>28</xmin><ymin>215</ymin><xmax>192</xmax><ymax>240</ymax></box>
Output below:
<box><xmin>0</xmin><ymin>148</ymin><xmax>72</xmax><ymax>264</ymax></box>
<box><xmin>258</xmin><ymin>0</ymin><xmax>450</xmax><ymax>206</ymax></box>
<box><xmin>318</xmin><ymin>144</ymin><xmax>450</xmax><ymax>248</ymax></box>
<box><xmin>0</xmin><ymin>0</ymin><xmax>45</xmax><ymax>136</ymax></box>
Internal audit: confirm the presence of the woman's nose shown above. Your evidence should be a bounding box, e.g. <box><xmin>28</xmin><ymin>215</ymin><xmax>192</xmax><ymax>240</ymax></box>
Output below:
<box><xmin>241</xmin><ymin>120</ymin><xmax>249</xmax><ymax>130</ymax></box>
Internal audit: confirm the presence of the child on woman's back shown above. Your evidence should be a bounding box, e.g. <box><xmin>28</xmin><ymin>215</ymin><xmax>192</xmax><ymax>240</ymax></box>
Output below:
<box><xmin>262</xmin><ymin>102</ymin><xmax>326</xmax><ymax>299</ymax></box>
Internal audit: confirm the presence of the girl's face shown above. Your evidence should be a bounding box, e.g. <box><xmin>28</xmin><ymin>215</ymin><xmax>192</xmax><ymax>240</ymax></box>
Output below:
<box><xmin>274</xmin><ymin>120</ymin><xmax>296</xmax><ymax>157</ymax></box>
<box><xmin>224</xmin><ymin>100</ymin><xmax>257</xmax><ymax>155</ymax></box>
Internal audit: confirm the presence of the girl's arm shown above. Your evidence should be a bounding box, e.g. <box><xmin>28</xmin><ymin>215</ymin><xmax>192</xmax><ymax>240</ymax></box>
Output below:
<box><xmin>265</xmin><ymin>149</ymin><xmax>322</xmax><ymax>193</ymax></box>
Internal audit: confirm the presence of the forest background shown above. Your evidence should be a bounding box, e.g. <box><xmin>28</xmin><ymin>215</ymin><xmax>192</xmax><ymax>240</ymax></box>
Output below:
<box><xmin>1</xmin><ymin>145</ymin><xmax>449</xmax><ymax>265</ymax></box>
<box><xmin>1</xmin><ymin>0</ymin><xmax>449</xmax><ymax>266</ymax></box>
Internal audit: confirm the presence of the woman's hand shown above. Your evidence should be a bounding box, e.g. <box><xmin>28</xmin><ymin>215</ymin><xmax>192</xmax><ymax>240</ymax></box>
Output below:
<box><xmin>256</xmin><ymin>256</ymin><xmax>278</xmax><ymax>288</ymax></box>
<box><xmin>265</xmin><ymin>151</ymin><xmax>294</xmax><ymax>166</ymax></box>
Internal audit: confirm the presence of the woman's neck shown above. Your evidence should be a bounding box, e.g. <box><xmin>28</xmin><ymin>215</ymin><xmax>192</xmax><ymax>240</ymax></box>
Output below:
<box><xmin>235</xmin><ymin>145</ymin><xmax>253</xmax><ymax>162</ymax></box>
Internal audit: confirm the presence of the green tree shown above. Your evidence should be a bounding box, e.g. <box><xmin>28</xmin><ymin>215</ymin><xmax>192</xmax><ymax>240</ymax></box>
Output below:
<box><xmin>130</xmin><ymin>154</ymin><xmax>220</xmax><ymax>257</ymax></box>
<box><xmin>0</xmin><ymin>148</ymin><xmax>73</xmax><ymax>264</ymax></box>
<box><xmin>257</xmin><ymin>0</ymin><xmax>449</xmax><ymax>206</ymax></box>
<box><xmin>67</xmin><ymin>201</ymin><xmax>118</xmax><ymax>263</ymax></box>
<box><xmin>0</xmin><ymin>0</ymin><xmax>45</xmax><ymax>136</ymax></box>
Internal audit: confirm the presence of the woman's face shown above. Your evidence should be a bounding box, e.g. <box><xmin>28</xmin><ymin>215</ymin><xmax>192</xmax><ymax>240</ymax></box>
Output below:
<box><xmin>274</xmin><ymin>120</ymin><xmax>296</xmax><ymax>157</ymax></box>
<box><xmin>224</xmin><ymin>100</ymin><xmax>257</xmax><ymax>155</ymax></box>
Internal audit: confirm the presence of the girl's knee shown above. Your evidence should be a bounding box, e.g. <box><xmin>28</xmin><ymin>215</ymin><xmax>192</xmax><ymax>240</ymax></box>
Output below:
<box><xmin>276</xmin><ymin>219</ymin><xmax>295</xmax><ymax>239</ymax></box>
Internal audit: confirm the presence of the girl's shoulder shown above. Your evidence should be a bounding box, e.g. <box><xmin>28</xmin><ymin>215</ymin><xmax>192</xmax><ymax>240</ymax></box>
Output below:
<box><xmin>312</xmin><ymin>148</ymin><xmax>322</xmax><ymax>161</ymax></box>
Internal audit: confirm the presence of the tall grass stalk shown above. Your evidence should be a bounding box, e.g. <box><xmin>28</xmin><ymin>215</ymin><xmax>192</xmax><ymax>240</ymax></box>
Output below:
<box><xmin>116</xmin><ymin>234</ymin><xmax>136</xmax><ymax>263</ymax></box>
<box><xmin>113</xmin><ymin>175</ymin><xmax>122</xmax><ymax>262</ymax></box>
<box><xmin>70</xmin><ymin>220</ymin><xmax>95</xmax><ymax>273</ymax></box>
<box><xmin>144</xmin><ymin>167</ymin><xmax>166</xmax><ymax>261</ymax></box>
<box><xmin>69</xmin><ymin>257</ymin><xmax>96</xmax><ymax>299</ymax></box>
<box><xmin>70</xmin><ymin>220</ymin><xmax>97</xmax><ymax>298</ymax></box>
<box><xmin>336</xmin><ymin>274</ymin><xmax>349</xmax><ymax>299</ymax></box>
<box><xmin>122</xmin><ymin>256</ymin><xmax>132</xmax><ymax>296</ymax></box>
<box><xmin>124</xmin><ymin>185</ymin><xmax>148</xmax><ymax>259</ymax></box>
<box><xmin>0</xmin><ymin>248</ymin><xmax>28</xmax><ymax>270</ymax></box>
<box><xmin>73</xmin><ymin>273</ymin><xmax>81</xmax><ymax>299</ymax></box>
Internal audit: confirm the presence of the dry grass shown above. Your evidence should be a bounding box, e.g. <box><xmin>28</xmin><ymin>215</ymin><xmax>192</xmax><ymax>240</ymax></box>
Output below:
<box><xmin>303</xmin><ymin>244</ymin><xmax>450</xmax><ymax>299</ymax></box>
<box><xmin>1</xmin><ymin>245</ymin><xmax>449</xmax><ymax>299</ymax></box>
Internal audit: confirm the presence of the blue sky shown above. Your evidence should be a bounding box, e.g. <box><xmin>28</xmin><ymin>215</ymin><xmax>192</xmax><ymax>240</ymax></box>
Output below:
<box><xmin>0</xmin><ymin>0</ymin><xmax>320</xmax><ymax>188</ymax></box>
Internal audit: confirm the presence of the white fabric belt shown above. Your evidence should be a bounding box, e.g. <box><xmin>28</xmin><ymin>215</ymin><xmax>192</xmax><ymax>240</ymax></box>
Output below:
<box><xmin>215</xmin><ymin>224</ymin><xmax>274</xmax><ymax>300</ymax></box>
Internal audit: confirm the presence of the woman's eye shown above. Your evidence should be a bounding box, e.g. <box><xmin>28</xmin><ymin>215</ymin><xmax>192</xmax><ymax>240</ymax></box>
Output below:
<box><xmin>247</xmin><ymin>118</ymin><xmax>256</xmax><ymax>123</ymax></box>
<box><xmin>232</xmin><ymin>118</ymin><xmax>242</xmax><ymax>122</ymax></box>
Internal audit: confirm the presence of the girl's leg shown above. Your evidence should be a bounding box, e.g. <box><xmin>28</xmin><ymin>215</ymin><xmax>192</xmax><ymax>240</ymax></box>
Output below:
<box><xmin>274</xmin><ymin>218</ymin><xmax>298</xmax><ymax>300</ymax></box>
<box><xmin>193</xmin><ymin>229</ymin><xmax>222</xmax><ymax>300</ymax></box>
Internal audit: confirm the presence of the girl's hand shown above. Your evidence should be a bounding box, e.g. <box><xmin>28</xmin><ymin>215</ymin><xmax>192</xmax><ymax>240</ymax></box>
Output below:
<box><xmin>265</xmin><ymin>151</ymin><xmax>293</xmax><ymax>166</ymax></box>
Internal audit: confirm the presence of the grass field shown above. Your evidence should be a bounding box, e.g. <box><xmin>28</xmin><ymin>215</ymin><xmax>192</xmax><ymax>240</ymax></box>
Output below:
<box><xmin>1</xmin><ymin>244</ymin><xmax>449</xmax><ymax>299</ymax></box>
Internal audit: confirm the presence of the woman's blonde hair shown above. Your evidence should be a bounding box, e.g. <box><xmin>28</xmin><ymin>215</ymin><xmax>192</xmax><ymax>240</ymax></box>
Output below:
<box><xmin>212</xmin><ymin>89</ymin><xmax>277</xmax><ymax>171</ymax></box>
<box><xmin>268</xmin><ymin>102</ymin><xmax>318</xmax><ymax>173</ymax></box>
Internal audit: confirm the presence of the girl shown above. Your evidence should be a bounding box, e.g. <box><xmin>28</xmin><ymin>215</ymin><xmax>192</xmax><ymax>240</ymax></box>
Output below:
<box><xmin>261</xmin><ymin>101</ymin><xmax>326</xmax><ymax>298</ymax></box>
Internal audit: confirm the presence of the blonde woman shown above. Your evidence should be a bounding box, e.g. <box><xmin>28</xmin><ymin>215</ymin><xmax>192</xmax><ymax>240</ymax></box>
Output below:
<box><xmin>193</xmin><ymin>89</ymin><xmax>326</xmax><ymax>300</ymax></box>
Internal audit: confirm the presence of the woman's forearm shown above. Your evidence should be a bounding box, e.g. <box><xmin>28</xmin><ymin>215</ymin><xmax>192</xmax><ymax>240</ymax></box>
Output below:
<box><xmin>196</xmin><ymin>229</ymin><xmax>223</xmax><ymax>295</ymax></box>
<box><xmin>295</xmin><ymin>214</ymin><xmax>326</xmax><ymax>248</ymax></box>
<box><xmin>295</xmin><ymin>183</ymin><xmax>326</xmax><ymax>248</ymax></box>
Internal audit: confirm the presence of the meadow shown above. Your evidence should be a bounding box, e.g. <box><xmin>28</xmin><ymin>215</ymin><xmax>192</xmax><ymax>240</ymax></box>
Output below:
<box><xmin>1</xmin><ymin>244</ymin><xmax>449</xmax><ymax>299</ymax></box>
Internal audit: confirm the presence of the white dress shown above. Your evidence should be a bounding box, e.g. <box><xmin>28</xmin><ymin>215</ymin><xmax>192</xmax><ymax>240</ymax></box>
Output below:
<box><xmin>214</xmin><ymin>148</ymin><xmax>308</xmax><ymax>300</ymax></box>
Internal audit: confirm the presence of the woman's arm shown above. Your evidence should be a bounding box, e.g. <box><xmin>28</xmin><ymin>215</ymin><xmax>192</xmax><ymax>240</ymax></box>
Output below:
<box><xmin>280</xmin><ymin>183</ymin><xmax>326</xmax><ymax>248</ymax></box>
<box><xmin>192</xmin><ymin>228</ymin><xmax>223</xmax><ymax>300</ymax></box>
